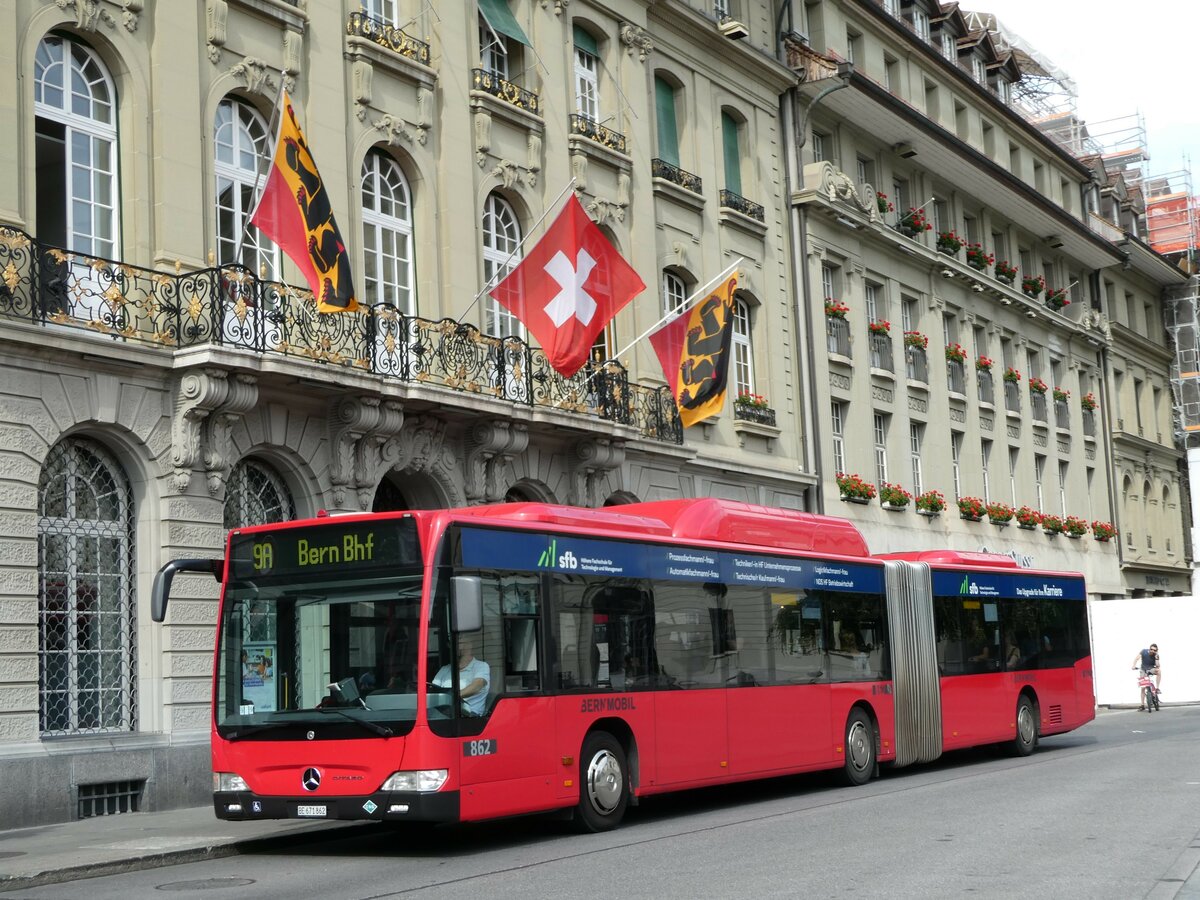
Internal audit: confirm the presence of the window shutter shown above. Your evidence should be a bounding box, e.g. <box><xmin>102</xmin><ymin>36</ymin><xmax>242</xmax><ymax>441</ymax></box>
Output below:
<box><xmin>721</xmin><ymin>112</ymin><xmax>742</xmax><ymax>196</ymax></box>
<box><xmin>573</xmin><ymin>25</ymin><xmax>598</xmax><ymax>56</ymax></box>
<box><xmin>655</xmin><ymin>78</ymin><xmax>679</xmax><ymax>167</ymax></box>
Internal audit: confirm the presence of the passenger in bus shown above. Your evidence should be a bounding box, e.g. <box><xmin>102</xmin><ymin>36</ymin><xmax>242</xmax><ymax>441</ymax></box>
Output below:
<box><xmin>1005</xmin><ymin>637</ymin><xmax>1021</xmax><ymax>670</ymax></box>
<box><xmin>837</xmin><ymin>631</ymin><xmax>871</xmax><ymax>676</ymax></box>
<box><xmin>433</xmin><ymin>638</ymin><xmax>491</xmax><ymax>716</ymax></box>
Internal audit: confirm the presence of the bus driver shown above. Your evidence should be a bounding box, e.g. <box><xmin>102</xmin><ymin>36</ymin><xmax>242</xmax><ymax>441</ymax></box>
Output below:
<box><xmin>433</xmin><ymin>638</ymin><xmax>490</xmax><ymax>716</ymax></box>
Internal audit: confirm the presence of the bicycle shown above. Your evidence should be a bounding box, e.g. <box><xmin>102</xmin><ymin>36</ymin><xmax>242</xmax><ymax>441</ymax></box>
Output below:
<box><xmin>1135</xmin><ymin>668</ymin><xmax>1160</xmax><ymax>712</ymax></box>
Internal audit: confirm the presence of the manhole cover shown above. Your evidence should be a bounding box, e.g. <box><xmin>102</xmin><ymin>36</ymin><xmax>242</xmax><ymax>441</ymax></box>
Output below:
<box><xmin>156</xmin><ymin>878</ymin><xmax>256</xmax><ymax>891</ymax></box>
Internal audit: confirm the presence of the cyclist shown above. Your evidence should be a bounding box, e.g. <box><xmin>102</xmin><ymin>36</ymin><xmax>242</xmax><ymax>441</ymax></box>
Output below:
<box><xmin>1132</xmin><ymin>643</ymin><xmax>1160</xmax><ymax>710</ymax></box>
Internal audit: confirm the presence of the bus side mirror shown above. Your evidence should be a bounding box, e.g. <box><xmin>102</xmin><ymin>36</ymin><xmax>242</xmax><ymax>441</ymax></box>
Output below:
<box><xmin>152</xmin><ymin>558</ymin><xmax>224</xmax><ymax>623</ymax></box>
<box><xmin>451</xmin><ymin>575</ymin><xmax>483</xmax><ymax>632</ymax></box>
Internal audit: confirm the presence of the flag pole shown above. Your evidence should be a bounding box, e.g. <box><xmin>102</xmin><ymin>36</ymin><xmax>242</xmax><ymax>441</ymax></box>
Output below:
<box><xmin>456</xmin><ymin>176</ymin><xmax>578</xmax><ymax>325</ymax></box>
<box><xmin>553</xmin><ymin>257</ymin><xmax>743</xmax><ymax>411</ymax></box>
<box><xmin>233</xmin><ymin>75</ymin><xmax>287</xmax><ymax>273</ymax></box>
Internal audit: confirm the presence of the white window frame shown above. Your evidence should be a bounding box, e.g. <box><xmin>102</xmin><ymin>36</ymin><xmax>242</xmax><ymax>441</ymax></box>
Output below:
<box><xmin>912</xmin><ymin>8</ymin><xmax>930</xmax><ymax>40</ymax></box>
<box><xmin>479</xmin><ymin>14</ymin><xmax>509</xmax><ymax>79</ymax></box>
<box><xmin>732</xmin><ymin>298</ymin><xmax>754</xmax><ymax>398</ymax></box>
<box><xmin>574</xmin><ymin>43</ymin><xmax>600</xmax><ymax>122</ymax></box>
<box><xmin>662</xmin><ymin>270</ymin><xmax>687</xmax><ymax>315</ymax></box>
<box><xmin>874</xmin><ymin>413</ymin><xmax>889</xmax><ymax>487</ymax></box>
<box><xmin>34</xmin><ymin>35</ymin><xmax>119</xmax><ymax>259</ymax></box>
<box><xmin>361</xmin><ymin>150</ymin><xmax>415</xmax><ymax>315</ymax></box>
<box><xmin>362</xmin><ymin>0</ymin><xmax>396</xmax><ymax>24</ymax></box>
<box><xmin>910</xmin><ymin>423</ymin><xmax>924</xmax><ymax>496</ymax></box>
<box><xmin>951</xmin><ymin>431</ymin><xmax>963</xmax><ymax>499</ymax></box>
<box><xmin>865</xmin><ymin>282</ymin><xmax>880</xmax><ymax>322</ymax></box>
<box><xmin>821</xmin><ymin>264</ymin><xmax>837</xmax><ymax>301</ymax></box>
<box><xmin>981</xmin><ymin>439</ymin><xmax>992</xmax><ymax>504</ymax></box>
<box><xmin>214</xmin><ymin>98</ymin><xmax>278</xmax><ymax>276</ymax></box>
<box><xmin>483</xmin><ymin>193</ymin><xmax>524</xmax><ymax>339</ymax></box>
<box><xmin>1035</xmin><ymin>454</ymin><xmax>1046</xmax><ymax>510</ymax></box>
<box><xmin>941</xmin><ymin>32</ymin><xmax>956</xmax><ymax>61</ymax></box>
<box><xmin>1058</xmin><ymin>461</ymin><xmax>1068</xmax><ymax>515</ymax></box>
<box><xmin>832</xmin><ymin>401</ymin><xmax>846</xmax><ymax>475</ymax></box>
<box><xmin>1009</xmin><ymin>447</ymin><xmax>1019</xmax><ymax>506</ymax></box>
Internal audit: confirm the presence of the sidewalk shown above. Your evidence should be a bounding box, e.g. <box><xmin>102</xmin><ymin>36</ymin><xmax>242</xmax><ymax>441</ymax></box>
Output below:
<box><xmin>0</xmin><ymin>805</ymin><xmax>364</xmax><ymax>894</ymax></box>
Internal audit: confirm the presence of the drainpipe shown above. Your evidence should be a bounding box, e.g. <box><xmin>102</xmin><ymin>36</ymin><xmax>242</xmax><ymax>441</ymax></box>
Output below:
<box><xmin>1091</xmin><ymin>264</ymin><xmax>1124</xmax><ymax>577</ymax></box>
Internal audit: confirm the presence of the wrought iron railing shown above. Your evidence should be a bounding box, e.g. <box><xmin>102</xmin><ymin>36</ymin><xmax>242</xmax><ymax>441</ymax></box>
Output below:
<box><xmin>719</xmin><ymin>189</ymin><xmax>765</xmax><ymax>222</ymax></box>
<box><xmin>734</xmin><ymin>404</ymin><xmax>777</xmax><ymax>427</ymax></box>
<box><xmin>0</xmin><ymin>227</ymin><xmax>682</xmax><ymax>443</ymax></box>
<box><xmin>977</xmin><ymin>369</ymin><xmax>995</xmax><ymax>405</ymax></box>
<box><xmin>946</xmin><ymin>358</ymin><xmax>966</xmax><ymax>394</ymax></box>
<box><xmin>905</xmin><ymin>346</ymin><xmax>928</xmax><ymax>383</ymax></box>
<box><xmin>1055</xmin><ymin>399</ymin><xmax>1070</xmax><ymax>429</ymax></box>
<box><xmin>869</xmin><ymin>333</ymin><xmax>893</xmax><ymax>372</ymax></box>
<box><xmin>827</xmin><ymin>316</ymin><xmax>850</xmax><ymax>357</ymax></box>
<box><xmin>1030</xmin><ymin>391</ymin><xmax>1048</xmax><ymax>422</ymax></box>
<box><xmin>346</xmin><ymin>10</ymin><xmax>431</xmax><ymax>65</ymax></box>
<box><xmin>1083</xmin><ymin>409</ymin><xmax>1097</xmax><ymax>437</ymax></box>
<box><xmin>1004</xmin><ymin>380</ymin><xmax>1021</xmax><ymax>413</ymax></box>
<box><xmin>651</xmin><ymin>158</ymin><xmax>703</xmax><ymax>195</ymax></box>
<box><xmin>471</xmin><ymin>68</ymin><xmax>540</xmax><ymax>114</ymax></box>
<box><xmin>568</xmin><ymin>114</ymin><xmax>628</xmax><ymax>154</ymax></box>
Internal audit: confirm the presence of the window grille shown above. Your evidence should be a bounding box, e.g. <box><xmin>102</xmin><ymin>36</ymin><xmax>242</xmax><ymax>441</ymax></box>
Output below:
<box><xmin>38</xmin><ymin>438</ymin><xmax>136</xmax><ymax>736</ymax></box>
<box><xmin>223</xmin><ymin>459</ymin><xmax>297</xmax><ymax>530</ymax></box>
<box><xmin>78</xmin><ymin>780</ymin><xmax>144</xmax><ymax>819</ymax></box>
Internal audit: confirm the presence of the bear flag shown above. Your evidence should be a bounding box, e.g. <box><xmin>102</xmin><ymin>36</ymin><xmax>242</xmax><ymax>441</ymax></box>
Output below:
<box><xmin>488</xmin><ymin>193</ymin><xmax>644</xmax><ymax>377</ymax></box>
<box><xmin>249</xmin><ymin>90</ymin><xmax>358</xmax><ymax>313</ymax></box>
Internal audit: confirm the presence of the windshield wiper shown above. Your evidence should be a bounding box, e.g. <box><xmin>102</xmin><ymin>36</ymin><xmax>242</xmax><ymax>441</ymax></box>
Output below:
<box><xmin>314</xmin><ymin>706</ymin><xmax>394</xmax><ymax>737</ymax></box>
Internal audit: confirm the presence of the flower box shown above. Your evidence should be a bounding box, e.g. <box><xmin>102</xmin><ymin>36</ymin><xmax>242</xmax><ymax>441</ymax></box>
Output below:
<box><xmin>994</xmin><ymin>261</ymin><xmax>1018</xmax><ymax>283</ymax></box>
<box><xmin>876</xmin><ymin>192</ymin><xmax>894</xmax><ymax>215</ymax></box>
<box><xmin>915</xmin><ymin>490</ymin><xmax>946</xmax><ymax>515</ymax></box>
<box><xmin>1003</xmin><ymin>367</ymin><xmax>1022</xmax><ymax>384</ymax></box>
<box><xmin>976</xmin><ymin>355</ymin><xmax>994</xmax><ymax>372</ymax></box>
<box><xmin>898</xmin><ymin>208</ymin><xmax>931</xmax><ymax>236</ymax></box>
<box><xmin>868</xmin><ymin>320</ymin><xmax>891</xmax><ymax>336</ymax></box>
<box><xmin>1028</xmin><ymin>377</ymin><xmax>1048</xmax><ymax>395</ymax></box>
<box><xmin>836</xmin><ymin>473</ymin><xmax>877</xmax><ymax>503</ymax></box>
<box><xmin>1092</xmin><ymin>520</ymin><xmax>1117</xmax><ymax>541</ymax></box>
<box><xmin>1015</xmin><ymin>507</ymin><xmax>1042</xmax><ymax>529</ymax></box>
<box><xmin>1081</xmin><ymin>392</ymin><xmax>1098</xmax><ymax>412</ymax></box>
<box><xmin>945</xmin><ymin>343</ymin><xmax>967</xmax><ymax>363</ymax></box>
<box><xmin>965</xmin><ymin>243</ymin><xmax>994</xmax><ymax>271</ymax></box>
<box><xmin>824</xmin><ymin>298</ymin><xmax>849</xmax><ymax>319</ymax></box>
<box><xmin>1021</xmin><ymin>274</ymin><xmax>1045</xmax><ymax>298</ymax></box>
<box><xmin>936</xmin><ymin>231</ymin><xmax>964</xmax><ymax>255</ymax></box>
<box><xmin>904</xmin><ymin>331</ymin><xmax>929</xmax><ymax>350</ymax></box>
<box><xmin>879</xmin><ymin>482</ymin><xmax>912</xmax><ymax>509</ymax></box>
<box><xmin>958</xmin><ymin>496</ymin><xmax>985</xmax><ymax>520</ymax></box>
<box><xmin>1045</xmin><ymin>288</ymin><xmax>1070</xmax><ymax>311</ymax></box>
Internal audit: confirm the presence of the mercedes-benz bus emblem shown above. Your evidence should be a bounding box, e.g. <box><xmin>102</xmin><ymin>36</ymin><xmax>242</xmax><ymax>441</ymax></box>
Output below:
<box><xmin>301</xmin><ymin>767</ymin><xmax>321</xmax><ymax>791</ymax></box>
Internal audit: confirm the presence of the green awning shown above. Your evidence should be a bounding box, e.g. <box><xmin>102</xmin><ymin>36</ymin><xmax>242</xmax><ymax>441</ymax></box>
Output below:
<box><xmin>479</xmin><ymin>0</ymin><xmax>529</xmax><ymax>47</ymax></box>
<box><xmin>573</xmin><ymin>24</ymin><xmax>598</xmax><ymax>56</ymax></box>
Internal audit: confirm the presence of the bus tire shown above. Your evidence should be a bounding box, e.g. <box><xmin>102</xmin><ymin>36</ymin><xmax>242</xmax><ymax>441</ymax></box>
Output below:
<box><xmin>842</xmin><ymin>708</ymin><xmax>876</xmax><ymax>786</ymax></box>
<box><xmin>1011</xmin><ymin>695</ymin><xmax>1038</xmax><ymax>757</ymax></box>
<box><xmin>575</xmin><ymin>731</ymin><xmax>628</xmax><ymax>832</ymax></box>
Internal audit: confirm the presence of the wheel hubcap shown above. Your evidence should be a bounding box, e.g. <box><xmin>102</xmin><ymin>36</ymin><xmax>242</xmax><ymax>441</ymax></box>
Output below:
<box><xmin>1018</xmin><ymin>705</ymin><xmax>1035</xmax><ymax>744</ymax></box>
<box><xmin>847</xmin><ymin>721</ymin><xmax>872</xmax><ymax>772</ymax></box>
<box><xmin>586</xmin><ymin>749</ymin><xmax>623</xmax><ymax>813</ymax></box>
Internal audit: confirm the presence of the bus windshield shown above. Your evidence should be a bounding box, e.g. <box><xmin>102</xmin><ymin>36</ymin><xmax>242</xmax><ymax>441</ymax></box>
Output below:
<box><xmin>214</xmin><ymin>518</ymin><xmax>436</xmax><ymax>739</ymax></box>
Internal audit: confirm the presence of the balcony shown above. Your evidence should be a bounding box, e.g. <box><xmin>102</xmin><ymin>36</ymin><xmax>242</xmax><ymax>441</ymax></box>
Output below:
<box><xmin>651</xmin><ymin>158</ymin><xmax>702</xmax><ymax>195</ymax></box>
<box><xmin>1004</xmin><ymin>380</ymin><xmax>1021</xmax><ymax>413</ymax></box>
<box><xmin>905</xmin><ymin>346</ymin><xmax>928</xmax><ymax>383</ymax></box>
<box><xmin>977</xmin><ymin>369</ymin><xmax>995</xmax><ymax>406</ymax></box>
<box><xmin>1030</xmin><ymin>392</ymin><xmax>1048</xmax><ymax>423</ymax></box>
<box><xmin>346</xmin><ymin>9</ymin><xmax>430</xmax><ymax>65</ymax></box>
<box><xmin>719</xmin><ymin>189</ymin><xmax>765</xmax><ymax>223</ymax></box>
<box><xmin>1083</xmin><ymin>408</ymin><xmax>1097</xmax><ymax>437</ymax></box>
<box><xmin>471</xmin><ymin>68</ymin><xmax>539</xmax><ymax>114</ymax></box>
<box><xmin>946</xmin><ymin>358</ymin><xmax>966</xmax><ymax>395</ymax></box>
<box><xmin>826</xmin><ymin>316</ymin><xmax>851</xmax><ymax>358</ymax></box>
<box><xmin>1088</xmin><ymin>211</ymin><xmax>1124</xmax><ymax>242</ymax></box>
<box><xmin>0</xmin><ymin>227</ymin><xmax>682</xmax><ymax>444</ymax></box>
<box><xmin>1055</xmin><ymin>399</ymin><xmax>1070</xmax><ymax>429</ymax></box>
<box><xmin>568</xmin><ymin>114</ymin><xmax>627</xmax><ymax>155</ymax></box>
<box><xmin>734</xmin><ymin>404</ymin><xmax>777</xmax><ymax>427</ymax></box>
<box><xmin>869</xmin><ymin>333</ymin><xmax>893</xmax><ymax>372</ymax></box>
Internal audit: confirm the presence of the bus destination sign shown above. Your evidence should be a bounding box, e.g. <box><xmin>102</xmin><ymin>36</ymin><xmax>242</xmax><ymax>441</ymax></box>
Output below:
<box><xmin>230</xmin><ymin>519</ymin><xmax>419</xmax><ymax>580</ymax></box>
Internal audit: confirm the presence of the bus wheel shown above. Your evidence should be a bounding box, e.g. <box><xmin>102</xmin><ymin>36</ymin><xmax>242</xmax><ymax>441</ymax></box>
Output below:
<box><xmin>575</xmin><ymin>731</ymin><xmax>628</xmax><ymax>832</ymax></box>
<box><xmin>1011</xmin><ymin>695</ymin><xmax>1038</xmax><ymax>757</ymax></box>
<box><xmin>842</xmin><ymin>708</ymin><xmax>876</xmax><ymax>786</ymax></box>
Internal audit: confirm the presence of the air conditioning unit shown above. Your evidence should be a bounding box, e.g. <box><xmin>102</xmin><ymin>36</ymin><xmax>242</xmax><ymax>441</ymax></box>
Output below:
<box><xmin>719</xmin><ymin>18</ymin><xmax>749</xmax><ymax>40</ymax></box>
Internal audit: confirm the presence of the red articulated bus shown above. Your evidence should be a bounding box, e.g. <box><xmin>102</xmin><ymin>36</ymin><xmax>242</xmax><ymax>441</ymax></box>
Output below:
<box><xmin>152</xmin><ymin>499</ymin><xmax>1094</xmax><ymax>831</ymax></box>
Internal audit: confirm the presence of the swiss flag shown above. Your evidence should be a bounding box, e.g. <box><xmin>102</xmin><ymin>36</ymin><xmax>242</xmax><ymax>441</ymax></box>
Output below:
<box><xmin>489</xmin><ymin>193</ymin><xmax>644</xmax><ymax>377</ymax></box>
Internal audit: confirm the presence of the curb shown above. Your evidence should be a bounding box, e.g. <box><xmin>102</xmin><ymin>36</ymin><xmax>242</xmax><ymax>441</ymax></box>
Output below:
<box><xmin>0</xmin><ymin>821</ymin><xmax>372</xmax><ymax>894</ymax></box>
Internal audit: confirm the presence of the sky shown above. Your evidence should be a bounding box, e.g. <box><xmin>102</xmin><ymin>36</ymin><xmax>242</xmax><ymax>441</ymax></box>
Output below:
<box><xmin>983</xmin><ymin>1</ymin><xmax>1197</xmax><ymax>184</ymax></box>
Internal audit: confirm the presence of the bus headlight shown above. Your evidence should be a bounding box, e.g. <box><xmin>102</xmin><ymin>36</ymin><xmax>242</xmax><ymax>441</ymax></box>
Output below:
<box><xmin>381</xmin><ymin>770</ymin><xmax>448</xmax><ymax>792</ymax></box>
<box><xmin>214</xmin><ymin>772</ymin><xmax>250</xmax><ymax>792</ymax></box>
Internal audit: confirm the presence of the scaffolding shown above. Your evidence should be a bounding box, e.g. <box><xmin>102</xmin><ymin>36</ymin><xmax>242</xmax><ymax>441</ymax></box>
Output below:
<box><xmin>1165</xmin><ymin>277</ymin><xmax>1200</xmax><ymax>445</ymax></box>
<box><xmin>1146</xmin><ymin>169</ymin><xmax>1199</xmax><ymax>271</ymax></box>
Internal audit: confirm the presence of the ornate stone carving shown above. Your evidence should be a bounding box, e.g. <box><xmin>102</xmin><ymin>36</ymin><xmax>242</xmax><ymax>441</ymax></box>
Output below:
<box><xmin>980</xmin><ymin>416</ymin><xmax>993</xmax><ymax>431</ymax></box>
<box><xmin>1033</xmin><ymin>433</ymin><xmax>1048</xmax><ymax>448</ymax></box>
<box><xmin>416</xmin><ymin>87</ymin><xmax>433</xmax><ymax>144</ymax></box>
<box><xmin>474</xmin><ymin>110</ymin><xmax>492</xmax><ymax>166</ymax></box>
<box><xmin>949</xmin><ymin>408</ymin><xmax>965</xmax><ymax>423</ymax></box>
<box><xmin>568</xmin><ymin>438</ymin><xmax>626</xmax><ymax>507</ymax></box>
<box><xmin>587</xmin><ymin>196</ymin><xmax>625</xmax><ymax>225</ymax></box>
<box><xmin>171</xmin><ymin>369</ymin><xmax>259</xmax><ymax>495</ymax></box>
<box><xmin>206</xmin><ymin>0</ymin><xmax>228</xmax><ymax>64</ymax></box>
<box><xmin>388</xmin><ymin>414</ymin><xmax>448</xmax><ymax>476</ymax></box>
<box><xmin>571</xmin><ymin>151</ymin><xmax>588</xmax><ymax>192</ymax></box>
<box><xmin>352</xmin><ymin>60</ymin><xmax>372</xmax><ymax>119</ymax></box>
<box><xmin>540</xmin><ymin>0</ymin><xmax>569</xmax><ymax>13</ymax></box>
<box><xmin>619</xmin><ymin>23</ymin><xmax>653</xmax><ymax>61</ymax></box>
<box><xmin>526</xmin><ymin>133</ymin><xmax>542</xmax><ymax>186</ymax></box>
<box><xmin>229</xmin><ymin>57</ymin><xmax>276</xmax><ymax>97</ymax></box>
<box><xmin>830</xmin><ymin>372</ymin><xmax>851</xmax><ymax>390</ymax></box>
<box><xmin>375</xmin><ymin>114</ymin><xmax>414</xmax><ymax>147</ymax></box>
<box><xmin>908</xmin><ymin>397</ymin><xmax>927</xmax><ymax>413</ymax></box>
<box><xmin>804</xmin><ymin>162</ymin><xmax>877</xmax><ymax>221</ymax></box>
<box><xmin>327</xmin><ymin>395</ymin><xmax>406</xmax><ymax>511</ymax></box>
<box><xmin>120</xmin><ymin>0</ymin><xmax>142</xmax><ymax>31</ymax></box>
<box><xmin>492</xmin><ymin>159</ymin><xmax>521</xmax><ymax>190</ymax></box>
<box><xmin>55</xmin><ymin>0</ymin><xmax>115</xmax><ymax>31</ymax></box>
<box><xmin>871</xmin><ymin>386</ymin><xmax>893</xmax><ymax>403</ymax></box>
<box><xmin>464</xmin><ymin>421</ymin><xmax>529</xmax><ymax>503</ymax></box>
<box><xmin>283</xmin><ymin>30</ymin><xmax>303</xmax><ymax>80</ymax></box>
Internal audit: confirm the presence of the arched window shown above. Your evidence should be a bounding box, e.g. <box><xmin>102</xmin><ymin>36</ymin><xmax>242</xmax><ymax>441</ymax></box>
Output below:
<box><xmin>573</xmin><ymin>25</ymin><xmax>600</xmax><ymax>121</ymax></box>
<box><xmin>223</xmin><ymin>459</ymin><xmax>296</xmax><ymax>529</ymax></box>
<box><xmin>361</xmin><ymin>150</ymin><xmax>415</xmax><ymax>314</ymax></box>
<box><xmin>38</xmin><ymin>438</ymin><xmax>136</xmax><ymax>735</ymax></box>
<box><xmin>732</xmin><ymin>296</ymin><xmax>754</xmax><ymax>397</ymax></box>
<box><xmin>34</xmin><ymin>35</ymin><xmax>118</xmax><ymax>258</ymax></box>
<box><xmin>482</xmin><ymin>193</ymin><xmax>523</xmax><ymax>338</ymax></box>
<box><xmin>214</xmin><ymin>98</ymin><xmax>277</xmax><ymax>276</ymax></box>
<box><xmin>662</xmin><ymin>270</ymin><xmax>687</xmax><ymax>315</ymax></box>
